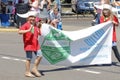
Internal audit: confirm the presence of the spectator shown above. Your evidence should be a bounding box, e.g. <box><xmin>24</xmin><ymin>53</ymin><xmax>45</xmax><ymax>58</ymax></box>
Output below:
<box><xmin>18</xmin><ymin>11</ymin><xmax>42</xmax><ymax>77</ymax></box>
<box><xmin>92</xmin><ymin>4</ymin><xmax>102</xmax><ymax>26</ymax></box>
<box><xmin>29</xmin><ymin>0</ymin><xmax>41</xmax><ymax>21</ymax></box>
<box><xmin>1</xmin><ymin>1</ymin><xmax>6</xmax><ymax>13</ymax></box>
<box><xmin>39</xmin><ymin>0</ymin><xmax>50</xmax><ymax>22</ymax></box>
<box><xmin>0</xmin><ymin>0</ymin><xmax>1</xmax><ymax>13</ymax></box>
<box><xmin>0</xmin><ymin>9</ymin><xmax>10</xmax><ymax>27</ymax></box>
<box><xmin>29</xmin><ymin>0</ymin><xmax>39</xmax><ymax>9</ymax></box>
<box><xmin>54</xmin><ymin>0</ymin><xmax>61</xmax><ymax>12</ymax></box>
<box><xmin>6</xmin><ymin>1</ymin><xmax>15</xmax><ymax>25</ymax></box>
<box><xmin>49</xmin><ymin>7</ymin><xmax>62</xmax><ymax>30</ymax></box>
<box><xmin>15</xmin><ymin>0</ymin><xmax>30</xmax><ymax>27</ymax></box>
<box><xmin>100</xmin><ymin>4</ymin><xmax>120</xmax><ymax>64</ymax></box>
<box><xmin>101</xmin><ymin>0</ymin><xmax>110</xmax><ymax>4</ymax></box>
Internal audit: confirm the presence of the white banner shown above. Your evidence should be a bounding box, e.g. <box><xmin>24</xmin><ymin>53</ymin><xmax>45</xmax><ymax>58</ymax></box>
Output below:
<box><xmin>39</xmin><ymin>21</ymin><xmax>113</xmax><ymax>66</ymax></box>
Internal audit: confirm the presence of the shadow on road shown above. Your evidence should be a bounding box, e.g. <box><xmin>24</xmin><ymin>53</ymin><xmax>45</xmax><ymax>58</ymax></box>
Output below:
<box><xmin>39</xmin><ymin>62</ymin><xmax>120</xmax><ymax>76</ymax></box>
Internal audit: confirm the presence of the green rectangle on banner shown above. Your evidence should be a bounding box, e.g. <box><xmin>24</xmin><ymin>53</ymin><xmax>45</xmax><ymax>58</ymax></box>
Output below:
<box><xmin>42</xmin><ymin>47</ymin><xmax>70</xmax><ymax>64</ymax></box>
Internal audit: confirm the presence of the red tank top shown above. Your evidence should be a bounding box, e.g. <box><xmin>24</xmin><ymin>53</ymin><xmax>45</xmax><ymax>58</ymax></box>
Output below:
<box><xmin>31</xmin><ymin>0</ymin><xmax>35</xmax><ymax>2</ymax></box>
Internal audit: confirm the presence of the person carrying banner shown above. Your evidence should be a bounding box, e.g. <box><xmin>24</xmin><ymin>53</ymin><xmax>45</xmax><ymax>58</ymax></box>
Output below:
<box><xmin>100</xmin><ymin>4</ymin><xmax>120</xmax><ymax>64</ymax></box>
<box><xmin>18</xmin><ymin>11</ymin><xmax>42</xmax><ymax>77</ymax></box>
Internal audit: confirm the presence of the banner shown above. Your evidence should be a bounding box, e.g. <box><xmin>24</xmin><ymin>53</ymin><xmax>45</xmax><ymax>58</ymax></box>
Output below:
<box><xmin>40</xmin><ymin>21</ymin><xmax>113</xmax><ymax>66</ymax></box>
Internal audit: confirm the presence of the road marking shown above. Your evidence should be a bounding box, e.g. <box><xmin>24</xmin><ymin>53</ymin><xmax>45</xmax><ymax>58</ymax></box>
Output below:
<box><xmin>84</xmin><ymin>70</ymin><xmax>101</xmax><ymax>74</ymax></box>
<box><xmin>75</xmin><ymin>69</ymin><xmax>81</xmax><ymax>71</ymax></box>
<box><xmin>1</xmin><ymin>56</ymin><xmax>101</xmax><ymax>74</ymax></box>
<box><xmin>13</xmin><ymin>58</ymin><xmax>20</xmax><ymax>61</ymax></box>
<box><xmin>2</xmin><ymin>56</ymin><xmax>11</xmax><ymax>60</ymax></box>
<box><xmin>74</xmin><ymin>69</ymin><xmax>101</xmax><ymax>74</ymax></box>
<box><xmin>1</xmin><ymin>56</ymin><xmax>25</xmax><ymax>62</ymax></box>
<box><xmin>20</xmin><ymin>60</ymin><xmax>26</xmax><ymax>62</ymax></box>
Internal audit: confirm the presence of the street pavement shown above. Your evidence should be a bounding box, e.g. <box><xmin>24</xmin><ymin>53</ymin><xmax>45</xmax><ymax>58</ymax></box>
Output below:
<box><xmin>0</xmin><ymin>17</ymin><xmax>120</xmax><ymax>80</ymax></box>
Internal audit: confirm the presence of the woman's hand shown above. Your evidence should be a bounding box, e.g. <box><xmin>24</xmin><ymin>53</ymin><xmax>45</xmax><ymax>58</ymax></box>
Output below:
<box><xmin>112</xmin><ymin>21</ymin><xmax>119</xmax><ymax>26</ymax></box>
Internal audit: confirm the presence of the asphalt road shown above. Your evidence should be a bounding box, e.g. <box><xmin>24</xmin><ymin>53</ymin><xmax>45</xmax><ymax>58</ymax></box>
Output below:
<box><xmin>0</xmin><ymin>17</ymin><xmax>120</xmax><ymax>80</ymax></box>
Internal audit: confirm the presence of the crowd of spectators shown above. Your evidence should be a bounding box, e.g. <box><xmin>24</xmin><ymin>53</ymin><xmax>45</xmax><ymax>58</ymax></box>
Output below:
<box><xmin>0</xmin><ymin>0</ymin><xmax>62</xmax><ymax>30</ymax></box>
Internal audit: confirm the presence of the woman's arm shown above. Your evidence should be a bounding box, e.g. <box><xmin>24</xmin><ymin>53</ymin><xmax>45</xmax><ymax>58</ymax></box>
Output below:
<box><xmin>39</xmin><ymin>1</ymin><xmax>44</xmax><ymax>9</ymax></box>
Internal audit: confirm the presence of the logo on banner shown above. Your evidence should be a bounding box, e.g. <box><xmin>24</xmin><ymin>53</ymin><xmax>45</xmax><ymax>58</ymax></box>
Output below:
<box><xmin>41</xmin><ymin>29</ymin><xmax>71</xmax><ymax>64</ymax></box>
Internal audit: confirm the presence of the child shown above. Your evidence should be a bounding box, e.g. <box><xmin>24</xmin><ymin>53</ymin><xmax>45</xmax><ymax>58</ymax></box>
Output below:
<box><xmin>18</xmin><ymin>11</ymin><xmax>42</xmax><ymax>77</ymax></box>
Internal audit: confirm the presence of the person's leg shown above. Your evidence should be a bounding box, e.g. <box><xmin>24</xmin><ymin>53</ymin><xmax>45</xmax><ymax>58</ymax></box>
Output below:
<box><xmin>51</xmin><ymin>20</ymin><xmax>58</xmax><ymax>28</ymax></box>
<box><xmin>112</xmin><ymin>46</ymin><xmax>120</xmax><ymax>62</ymax></box>
<box><xmin>25</xmin><ymin>51</ymin><xmax>35</xmax><ymax>77</ymax></box>
<box><xmin>25</xmin><ymin>60</ymin><xmax>32</xmax><ymax>75</ymax></box>
<box><xmin>50</xmin><ymin>21</ymin><xmax>55</xmax><ymax>27</ymax></box>
<box><xmin>112</xmin><ymin>42</ymin><xmax>120</xmax><ymax>62</ymax></box>
<box><xmin>32</xmin><ymin>50</ymin><xmax>42</xmax><ymax>77</ymax></box>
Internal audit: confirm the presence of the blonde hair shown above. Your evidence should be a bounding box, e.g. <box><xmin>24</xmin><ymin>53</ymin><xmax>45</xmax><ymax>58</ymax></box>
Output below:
<box><xmin>101</xmin><ymin>9</ymin><xmax>114</xmax><ymax>21</ymax></box>
<box><xmin>53</xmin><ymin>7</ymin><xmax>58</xmax><ymax>12</ymax></box>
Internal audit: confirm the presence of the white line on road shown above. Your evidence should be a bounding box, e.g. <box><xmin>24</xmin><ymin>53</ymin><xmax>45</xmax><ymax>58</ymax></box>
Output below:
<box><xmin>13</xmin><ymin>58</ymin><xmax>20</xmax><ymax>61</ymax></box>
<box><xmin>20</xmin><ymin>60</ymin><xmax>26</xmax><ymax>62</ymax></box>
<box><xmin>1</xmin><ymin>56</ymin><xmax>101</xmax><ymax>74</ymax></box>
<box><xmin>74</xmin><ymin>69</ymin><xmax>101</xmax><ymax>74</ymax></box>
<box><xmin>75</xmin><ymin>69</ymin><xmax>81</xmax><ymax>71</ymax></box>
<box><xmin>2</xmin><ymin>56</ymin><xmax>11</xmax><ymax>60</ymax></box>
<box><xmin>84</xmin><ymin>70</ymin><xmax>101</xmax><ymax>74</ymax></box>
<box><xmin>1</xmin><ymin>56</ymin><xmax>25</xmax><ymax>62</ymax></box>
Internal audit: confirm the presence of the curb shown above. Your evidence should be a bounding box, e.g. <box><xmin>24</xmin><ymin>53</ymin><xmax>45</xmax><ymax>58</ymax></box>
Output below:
<box><xmin>0</xmin><ymin>28</ymin><xmax>18</xmax><ymax>32</ymax></box>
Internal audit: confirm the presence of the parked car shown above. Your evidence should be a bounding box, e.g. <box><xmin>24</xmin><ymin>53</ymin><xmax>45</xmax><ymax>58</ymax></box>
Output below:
<box><xmin>71</xmin><ymin>0</ymin><xmax>94</xmax><ymax>13</ymax></box>
<box><xmin>71</xmin><ymin>0</ymin><xmax>99</xmax><ymax>14</ymax></box>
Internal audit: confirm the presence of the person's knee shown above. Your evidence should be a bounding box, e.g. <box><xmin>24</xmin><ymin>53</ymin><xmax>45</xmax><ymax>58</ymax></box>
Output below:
<box><xmin>37</xmin><ymin>56</ymin><xmax>42</xmax><ymax>59</ymax></box>
<box><xmin>26</xmin><ymin>59</ymin><xmax>31</xmax><ymax>63</ymax></box>
<box><xmin>36</xmin><ymin>50</ymin><xmax>42</xmax><ymax>57</ymax></box>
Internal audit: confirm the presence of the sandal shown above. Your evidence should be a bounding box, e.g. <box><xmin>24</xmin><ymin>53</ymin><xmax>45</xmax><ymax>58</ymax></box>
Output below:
<box><xmin>25</xmin><ymin>73</ymin><xmax>35</xmax><ymax>78</ymax></box>
<box><xmin>31</xmin><ymin>70</ymin><xmax>41</xmax><ymax>77</ymax></box>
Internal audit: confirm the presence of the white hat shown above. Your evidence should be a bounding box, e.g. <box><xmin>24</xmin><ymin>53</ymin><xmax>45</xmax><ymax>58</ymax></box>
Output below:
<box><xmin>27</xmin><ymin>10</ymin><xmax>37</xmax><ymax>17</ymax></box>
<box><xmin>103</xmin><ymin>4</ymin><xmax>112</xmax><ymax>10</ymax></box>
<box><xmin>94</xmin><ymin>4</ymin><xmax>118</xmax><ymax>12</ymax></box>
<box><xmin>17</xmin><ymin>11</ymin><xmax>38</xmax><ymax>18</ymax></box>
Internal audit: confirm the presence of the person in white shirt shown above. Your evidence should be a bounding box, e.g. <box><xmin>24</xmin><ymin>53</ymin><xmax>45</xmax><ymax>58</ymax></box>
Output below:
<box><xmin>49</xmin><ymin>7</ymin><xmax>62</xmax><ymax>30</ymax></box>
